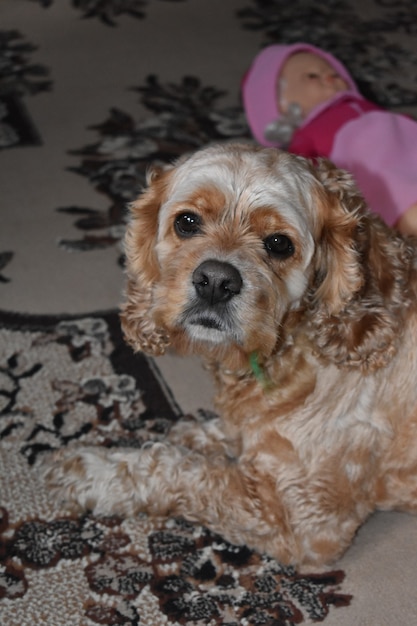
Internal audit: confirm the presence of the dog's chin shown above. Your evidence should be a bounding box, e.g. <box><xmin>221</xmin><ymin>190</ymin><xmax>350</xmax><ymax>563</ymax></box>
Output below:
<box><xmin>186</xmin><ymin>325</ymin><xmax>229</xmax><ymax>345</ymax></box>
<box><xmin>182</xmin><ymin>315</ymin><xmax>240</xmax><ymax>346</ymax></box>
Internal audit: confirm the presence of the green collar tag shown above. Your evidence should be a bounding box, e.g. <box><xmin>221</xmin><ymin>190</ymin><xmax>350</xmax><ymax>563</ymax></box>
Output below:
<box><xmin>249</xmin><ymin>352</ymin><xmax>271</xmax><ymax>390</ymax></box>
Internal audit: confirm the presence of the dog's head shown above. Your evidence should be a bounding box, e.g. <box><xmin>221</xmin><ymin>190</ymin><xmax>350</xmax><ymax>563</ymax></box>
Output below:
<box><xmin>121</xmin><ymin>143</ymin><xmax>414</xmax><ymax>371</ymax></box>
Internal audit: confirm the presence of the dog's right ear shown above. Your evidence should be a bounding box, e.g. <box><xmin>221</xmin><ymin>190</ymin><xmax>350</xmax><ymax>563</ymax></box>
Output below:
<box><xmin>309</xmin><ymin>159</ymin><xmax>415</xmax><ymax>372</ymax></box>
<box><xmin>120</xmin><ymin>164</ymin><xmax>173</xmax><ymax>356</ymax></box>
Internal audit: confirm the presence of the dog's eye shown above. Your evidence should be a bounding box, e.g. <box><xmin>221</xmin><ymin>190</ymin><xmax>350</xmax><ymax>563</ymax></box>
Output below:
<box><xmin>263</xmin><ymin>233</ymin><xmax>295</xmax><ymax>258</ymax></box>
<box><xmin>174</xmin><ymin>212</ymin><xmax>202</xmax><ymax>238</ymax></box>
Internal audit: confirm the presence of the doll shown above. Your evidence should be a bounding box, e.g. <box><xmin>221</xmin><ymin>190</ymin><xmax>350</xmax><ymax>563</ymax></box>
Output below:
<box><xmin>242</xmin><ymin>43</ymin><xmax>417</xmax><ymax>235</ymax></box>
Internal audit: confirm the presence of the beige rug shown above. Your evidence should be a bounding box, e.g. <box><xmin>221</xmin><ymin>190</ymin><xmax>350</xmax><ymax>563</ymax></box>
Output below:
<box><xmin>1</xmin><ymin>1</ymin><xmax>417</xmax><ymax>624</ymax></box>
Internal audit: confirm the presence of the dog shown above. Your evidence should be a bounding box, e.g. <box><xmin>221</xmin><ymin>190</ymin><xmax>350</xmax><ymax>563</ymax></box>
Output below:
<box><xmin>45</xmin><ymin>142</ymin><xmax>417</xmax><ymax>568</ymax></box>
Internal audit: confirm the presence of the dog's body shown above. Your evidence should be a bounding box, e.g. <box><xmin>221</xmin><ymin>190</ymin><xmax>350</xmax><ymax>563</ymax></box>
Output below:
<box><xmin>46</xmin><ymin>143</ymin><xmax>417</xmax><ymax>568</ymax></box>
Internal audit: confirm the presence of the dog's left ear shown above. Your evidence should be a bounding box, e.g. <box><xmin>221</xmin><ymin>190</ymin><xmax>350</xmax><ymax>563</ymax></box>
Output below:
<box><xmin>309</xmin><ymin>159</ymin><xmax>415</xmax><ymax>371</ymax></box>
<box><xmin>310</xmin><ymin>159</ymin><xmax>365</xmax><ymax>315</ymax></box>
<box><xmin>120</xmin><ymin>165</ymin><xmax>173</xmax><ymax>356</ymax></box>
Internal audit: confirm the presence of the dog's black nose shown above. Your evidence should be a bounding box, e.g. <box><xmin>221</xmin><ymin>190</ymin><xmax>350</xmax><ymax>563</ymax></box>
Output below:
<box><xmin>192</xmin><ymin>260</ymin><xmax>242</xmax><ymax>305</ymax></box>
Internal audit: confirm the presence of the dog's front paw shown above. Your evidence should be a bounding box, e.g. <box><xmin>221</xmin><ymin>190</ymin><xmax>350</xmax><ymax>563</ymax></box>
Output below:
<box><xmin>43</xmin><ymin>446</ymin><xmax>134</xmax><ymax>516</ymax></box>
<box><xmin>43</xmin><ymin>442</ymin><xmax>191</xmax><ymax>520</ymax></box>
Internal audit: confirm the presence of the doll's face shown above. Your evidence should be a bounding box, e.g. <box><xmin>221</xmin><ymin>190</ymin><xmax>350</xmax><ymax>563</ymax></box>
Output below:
<box><xmin>278</xmin><ymin>52</ymin><xmax>348</xmax><ymax>117</ymax></box>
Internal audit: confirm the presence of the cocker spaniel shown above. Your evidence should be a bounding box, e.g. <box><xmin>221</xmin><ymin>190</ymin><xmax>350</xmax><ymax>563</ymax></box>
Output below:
<box><xmin>46</xmin><ymin>142</ymin><xmax>417</xmax><ymax>568</ymax></box>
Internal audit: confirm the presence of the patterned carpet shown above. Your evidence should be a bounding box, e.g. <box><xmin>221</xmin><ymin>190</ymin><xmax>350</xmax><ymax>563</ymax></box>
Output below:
<box><xmin>1</xmin><ymin>1</ymin><xmax>417</xmax><ymax>624</ymax></box>
<box><xmin>0</xmin><ymin>311</ymin><xmax>352</xmax><ymax>625</ymax></box>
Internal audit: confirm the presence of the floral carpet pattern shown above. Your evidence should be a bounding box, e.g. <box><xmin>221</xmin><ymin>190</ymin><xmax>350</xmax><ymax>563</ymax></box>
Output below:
<box><xmin>29</xmin><ymin>0</ymin><xmax>173</xmax><ymax>26</ymax></box>
<box><xmin>0</xmin><ymin>312</ymin><xmax>352</xmax><ymax>625</ymax></box>
<box><xmin>0</xmin><ymin>29</ymin><xmax>50</xmax><ymax>149</ymax></box>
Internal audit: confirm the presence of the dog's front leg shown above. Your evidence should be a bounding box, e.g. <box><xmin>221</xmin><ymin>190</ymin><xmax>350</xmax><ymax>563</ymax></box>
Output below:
<box><xmin>44</xmin><ymin>443</ymin><xmax>301</xmax><ymax>564</ymax></box>
<box><xmin>167</xmin><ymin>415</ymin><xmax>239</xmax><ymax>457</ymax></box>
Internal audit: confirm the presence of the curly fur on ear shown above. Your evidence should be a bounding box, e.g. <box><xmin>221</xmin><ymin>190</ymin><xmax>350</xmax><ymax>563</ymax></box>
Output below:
<box><xmin>310</xmin><ymin>159</ymin><xmax>365</xmax><ymax>314</ymax></box>
<box><xmin>309</xmin><ymin>159</ymin><xmax>416</xmax><ymax>372</ymax></box>
<box><xmin>120</xmin><ymin>165</ymin><xmax>173</xmax><ymax>356</ymax></box>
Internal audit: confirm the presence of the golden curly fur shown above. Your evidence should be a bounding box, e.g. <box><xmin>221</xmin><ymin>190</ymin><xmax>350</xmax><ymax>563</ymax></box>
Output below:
<box><xmin>46</xmin><ymin>143</ymin><xmax>417</xmax><ymax>568</ymax></box>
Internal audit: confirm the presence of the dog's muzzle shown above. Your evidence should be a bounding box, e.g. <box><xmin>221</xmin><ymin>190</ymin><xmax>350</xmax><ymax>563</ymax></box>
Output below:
<box><xmin>178</xmin><ymin>259</ymin><xmax>243</xmax><ymax>341</ymax></box>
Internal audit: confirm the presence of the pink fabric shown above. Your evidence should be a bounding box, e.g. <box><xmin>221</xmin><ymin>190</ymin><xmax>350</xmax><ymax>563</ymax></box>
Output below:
<box><xmin>289</xmin><ymin>94</ymin><xmax>417</xmax><ymax>224</ymax></box>
<box><xmin>242</xmin><ymin>43</ymin><xmax>358</xmax><ymax>147</ymax></box>
<box><xmin>289</xmin><ymin>93</ymin><xmax>381</xmax><ymax>157</ymax></box>
<box><xmin>331</xmin><ymin>110</ymin><xmax>417</xmax><ymax>225</ymax></box>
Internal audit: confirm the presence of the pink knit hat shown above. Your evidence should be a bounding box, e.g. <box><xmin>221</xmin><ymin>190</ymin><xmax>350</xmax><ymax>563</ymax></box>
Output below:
<box><xmin>242</xmin><ymin>43</ymin><xmax>358</xmax><ymax>147</ymax></box>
